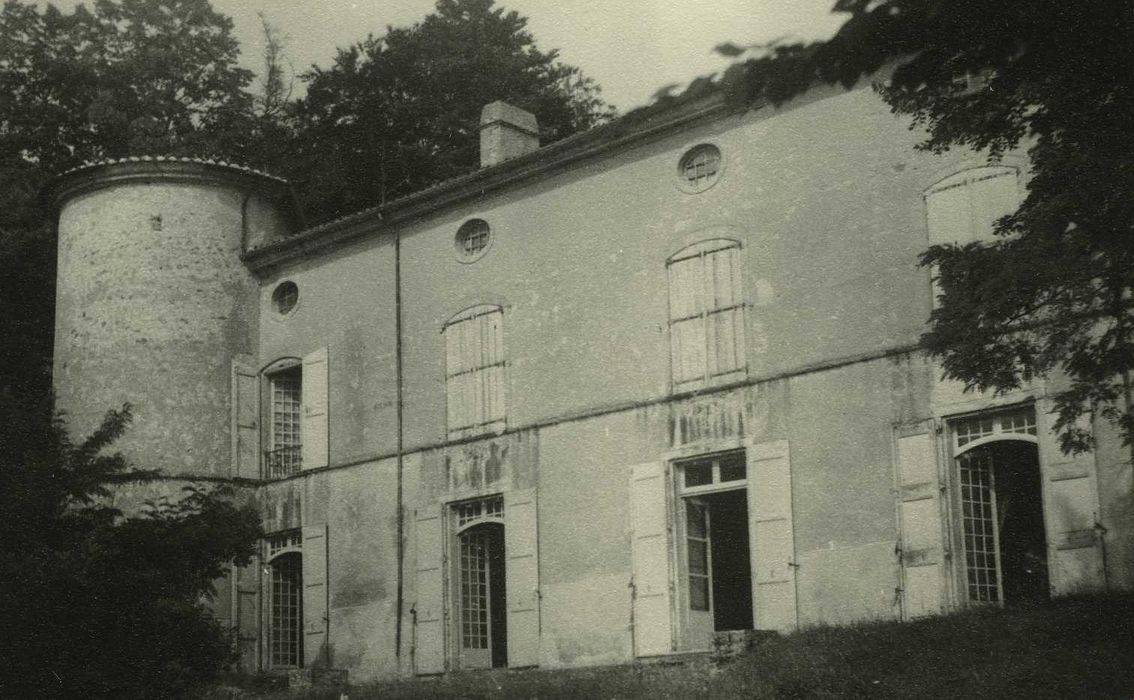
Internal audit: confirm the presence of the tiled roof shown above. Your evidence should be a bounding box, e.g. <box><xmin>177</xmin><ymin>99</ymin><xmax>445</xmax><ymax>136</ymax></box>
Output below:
<box><xmin>58</xmin><ymin>155</ymin><xmax>288</xmax><ymax>184</ymax></box>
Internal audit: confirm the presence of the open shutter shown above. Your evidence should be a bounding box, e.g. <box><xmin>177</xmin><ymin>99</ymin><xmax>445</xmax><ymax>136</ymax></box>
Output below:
<box><xmin>629</xmin><ymin>461</ymin><xmax>672</xmax><ymax>656</ymax></box>
<box><xmin>747</xmin><ymin>440</ymin><xmax>797</xmax><ymax>631</ymax></box>
<box><xmin>231</xmin><ymin>355</ymin><xmax>260</xmax><ymax>478</ymax></box>
<box><xmin>235</xmin><ymin>552</ymin><xmax>261</xmax><ymax>671</ymax></box>
<box><xmin>1037</xmin><ymin>404</ymin><xmax>1105</xmax><ymax>595</ymax></box>
<box><xmin>302</xmin><ymin>524</ymin><xmax>329</xmax><ymax>668</ymax></box>
<box><xmin>504</xmin><ymin>488</ymin><xmax>540</xmax><ymax>667</ymax></box>
<box><xmin>894</xmin><ymin>425</ymin><xmax>946</xmax><ymax>619</ymax></box>
<box><xmin>301</xmin><ymin>347</ymin><xmax>329</xmax><ymax>470</ymax></box>
<box><xmin>414</xmin><ymin>504</ymin><xmax>445</xmax><ymax>674</ymax></box>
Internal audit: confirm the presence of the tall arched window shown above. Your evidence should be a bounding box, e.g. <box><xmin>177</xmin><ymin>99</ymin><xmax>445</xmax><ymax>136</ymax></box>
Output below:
<box><xmin>445</xmin><ymin>305</ymin><xmax>506</xmax><ymax>439</ymax></box>
<box><xmin>266</xmin><ymin>531</ymin><xmax>303</xmax><ymax>668</ymax></box>
<box><xmin>925</xmin><ymin>166</ymin><xmax>1020</xmax><ymax>246</ymax></box>
<box><xmin>667</xmin><ymin>240</ymin><xmax>746</xmax><ymax>392</ymax></box>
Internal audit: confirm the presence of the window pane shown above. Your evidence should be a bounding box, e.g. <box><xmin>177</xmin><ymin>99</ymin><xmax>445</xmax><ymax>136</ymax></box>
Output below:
<box><xmin>689</xmin><ymin>575</ymin><xmax>710</xmax><ymax>611</ymax></box>
<box><xmin>719</xmin><ymin>453</ymin><xmax>746</xmax><ymax>481</ymax></box>
<box><xmin>686</xmin><ymin>501</ymin><xmax>708</xmax><ymax>537</ymax></box>
<box><xmin>684</xmin><ymin>463</ymin><xmax>712</xmax><ymax>488</ymax></box>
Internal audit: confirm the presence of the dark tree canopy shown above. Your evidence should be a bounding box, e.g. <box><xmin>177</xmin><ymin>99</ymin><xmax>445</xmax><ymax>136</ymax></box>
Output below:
<box><xmin>0</xmin><ymin>402</ymin><xmax>262</xmax><ymax>698</ymax></box>
<box><xmin>722</xmin><ymin>0</ymin><xmax>1134</xmax><ymax>452</ymax></box>
<box><xmin>288</xmin><ymin>0</ymin><xmax>614</xmax><ymax>224</ymax></box>
<box><xmin>0</xmin><ymin>0</ymin><xmax>273</xmax><ymax>407</ymax></box>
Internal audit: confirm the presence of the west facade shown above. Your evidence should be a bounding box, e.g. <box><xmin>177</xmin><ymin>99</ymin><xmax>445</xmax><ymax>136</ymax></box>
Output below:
<box><xmin>51</xmin><ymin>79</ymin><xmax>1134</xmax><ymax>681</ymax></box>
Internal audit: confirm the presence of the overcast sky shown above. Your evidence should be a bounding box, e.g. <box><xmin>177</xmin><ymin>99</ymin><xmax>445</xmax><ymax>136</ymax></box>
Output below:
<box><xmin>45</xmin><ymin>0</ymin><xmax>846</xmax><ymax>111</ymax></box>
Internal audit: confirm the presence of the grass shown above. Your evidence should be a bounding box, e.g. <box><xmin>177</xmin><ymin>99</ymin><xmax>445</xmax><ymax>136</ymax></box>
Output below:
<box><xmin>211</xmin><ymin>593</ymin><xmax>1134</xmax><ymax>699</ymax></box>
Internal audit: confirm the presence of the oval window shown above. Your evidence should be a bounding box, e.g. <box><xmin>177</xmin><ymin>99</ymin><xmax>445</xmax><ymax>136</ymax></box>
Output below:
<box><xmin>272</xmin><ymin>281</ymin><xmax>299</xmax><ymax>316</ymax></box>
<box><xmin>677</xmin><ymin>144</ymin><xmax>723</xmax><ymax>193</ymax></box>
<box><xmin>455</xmin><ymin>219</ymin><xmax>492</xmax><ymax>263</ymax></box>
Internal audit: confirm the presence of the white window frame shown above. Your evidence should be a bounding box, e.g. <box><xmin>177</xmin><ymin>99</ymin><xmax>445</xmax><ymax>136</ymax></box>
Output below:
<box><xmin>444</xmin><ymin>305</ymin><xmax>506</xmax><ymax>440</ymax></box>
<box><xmin>667</xmin><ymin>239</ymin><xmax>747</xmax><ymax>393</ymax></box>
<box><xmin>265</xmin><ymin>360</ymin><xmax>302</xmax><ymax>478</ymax></box>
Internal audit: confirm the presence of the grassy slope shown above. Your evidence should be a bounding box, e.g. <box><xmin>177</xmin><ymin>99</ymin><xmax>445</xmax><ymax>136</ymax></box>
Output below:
<box><xmin>231</xmin><ymin>594</ymin><xmax>1134</xmax><ymax>699</ymax></box>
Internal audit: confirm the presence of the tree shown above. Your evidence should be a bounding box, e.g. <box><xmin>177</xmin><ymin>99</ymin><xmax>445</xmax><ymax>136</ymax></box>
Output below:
<box><xmin>0</xmin><ymin>0</ymin><xmax>271</xmax><ymax>409</ymax></box>
<box><xmin>288</xmin><ymin>0</ymin><xmax>615</xmax><ymax>224</ymax></box>
<box><xmin>0</xmin><ymin>401</ymin><xmax>262</xmax><ymax>698</ymax></box>
<box><xmin>720</xmin><ymin>1</ymin><xmax>1134</xmax><ymax>455</ymax></box>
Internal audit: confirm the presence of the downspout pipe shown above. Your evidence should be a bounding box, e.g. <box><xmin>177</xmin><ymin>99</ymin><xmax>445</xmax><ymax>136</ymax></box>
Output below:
<box><xmin>394</xmin><ymin>221</ymin><xmax>406</xmax><ymax>667</ymax></box>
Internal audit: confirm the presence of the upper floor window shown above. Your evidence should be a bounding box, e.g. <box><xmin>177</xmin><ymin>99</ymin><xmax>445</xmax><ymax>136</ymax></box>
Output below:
<box><xmin>445</xmin><ymin>305</ymin><xmax>506</xmax><ymax>439</ymax></box>
<box><xmin>925</xmin><ymin>166</ymin><xmax>1020</xmax><ymax>246</ymax></box>
<box><xmin>259</xmin><ymin>349</ymin><xmax>328</xmax><ymax>479</ymax></box>
<box><xmin>677</xmin><ymin>144</ymin><xmax>722</xmax><ymax>193</ymax></box>
<box><xmin>456</xmin><ymin>219</ymin><xmax>492</xmax><ymax>263</ymax></box>
<box><xmin>667</xmin><ymin>240</ymin><xmax>746</xmax><ymax>392</ymax></box>
<box><xmin>267</xmin><ymin>365</ymin><xmax>302</xmax><ymax>478</ymax></box>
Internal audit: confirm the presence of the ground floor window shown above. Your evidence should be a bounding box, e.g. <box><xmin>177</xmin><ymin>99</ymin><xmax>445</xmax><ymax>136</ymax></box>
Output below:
<box><xmin>952</xmin><ymin>407</ymin><xmax>1049</xmax><ymax>604</ymax></box>
<box><xmin>677</xmin><ymin>451</ymin><xmax>753</xmax><ymax>648</ymax></box>
<box><xmin>266</xmin><ymin>531</ymin><xmax>303</xmax><ymax>667</ymax></box>
<box><xmin>453</xmin><ymin>496</ymin><xmax>507</xmax><ymax>669</ymax></box>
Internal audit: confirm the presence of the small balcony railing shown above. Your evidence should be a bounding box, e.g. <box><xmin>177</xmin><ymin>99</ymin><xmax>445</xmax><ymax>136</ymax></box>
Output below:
<box><xmin>265</xmin><ymin>445</ymin><xmax>302</xmax><ymax>479</ymax></box>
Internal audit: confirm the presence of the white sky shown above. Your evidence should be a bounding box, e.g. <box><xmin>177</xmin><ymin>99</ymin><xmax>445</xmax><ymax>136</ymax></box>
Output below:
<box><xmin>43</xmin><ymin>0</ymin><xmax>846</xmax><ymax>111</ymax></box>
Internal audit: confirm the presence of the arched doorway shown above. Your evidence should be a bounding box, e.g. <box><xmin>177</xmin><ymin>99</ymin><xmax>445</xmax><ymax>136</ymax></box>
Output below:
<box><xmin>455</xmin><ymin>503</ymin><xmax>507</xmax><ymax>669</ymax></box>
<box><xmin>957</xmin><ymin>437</ymin><xmax>1049</xmax><ymax>604</ymax></box>
<box><xmin>269</xmin><ymin>551</ymin><xmax>303</xmax><ymax>668</ymax></box>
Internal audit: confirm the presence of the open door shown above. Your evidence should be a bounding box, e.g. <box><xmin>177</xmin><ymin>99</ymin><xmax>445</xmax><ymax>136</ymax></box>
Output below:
<box><xmin>894</xmin><ymin>424</ymin><xmax>946</xmax><ymax>619</ymax></box>
<box><xmin>1036</xmin><ymin>404</ymin><xmax>1105</xmax><ymax>595</ymax></box>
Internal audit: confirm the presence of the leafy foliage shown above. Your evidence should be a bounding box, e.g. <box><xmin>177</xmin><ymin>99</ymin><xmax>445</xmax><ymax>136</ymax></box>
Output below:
<box><xmin>0</xmin><ymin>0</ymin><xmax>272</xmax><ymax>409</ymax></box>
<box><xmin>722</xmin><ymin>1</ymin><xmax>1134</xmax><ymax>451</ymax></box>
<box><xmin>287</xmin><ymin>0</ymin><xmax>614</xmax><ymax>224</ymax></box>
<box><xmin>0</xmin><ymin>401</ymin><xmax>262</xmax><ymax>699</ymax></box>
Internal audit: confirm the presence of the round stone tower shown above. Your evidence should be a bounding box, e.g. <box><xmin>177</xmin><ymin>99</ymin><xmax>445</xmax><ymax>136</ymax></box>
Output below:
<box><xmin>51</xmin><ymin>158</ymin><xmax>295</xmax><ymax>478</ymax></box>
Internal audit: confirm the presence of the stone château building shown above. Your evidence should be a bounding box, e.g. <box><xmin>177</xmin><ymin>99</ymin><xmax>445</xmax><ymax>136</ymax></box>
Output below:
<box><xmin>50</xmin><ymin>78</ymin><xmax>1133</xmax><ymax>681</ymax></box>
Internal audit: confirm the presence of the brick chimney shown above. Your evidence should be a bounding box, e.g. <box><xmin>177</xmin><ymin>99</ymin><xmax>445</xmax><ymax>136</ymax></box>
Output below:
<box><xmin>479</xmin><ymin>101</ymin><xmax>540</xmax><ymax>167</ymax></box>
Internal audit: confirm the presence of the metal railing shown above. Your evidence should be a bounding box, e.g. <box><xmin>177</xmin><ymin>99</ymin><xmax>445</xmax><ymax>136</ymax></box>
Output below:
<box><xmin>265</xmin><ymin>445</ymin><xmax>302</xmax><ymax>479</ymax></box>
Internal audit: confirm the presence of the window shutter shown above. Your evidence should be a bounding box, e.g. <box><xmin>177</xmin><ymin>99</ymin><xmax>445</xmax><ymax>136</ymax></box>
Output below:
<box><xmin>894</xmin><ymin>426</ymin><xmax>946</xmax><ymax>619</ymax></box>
<box><xmin>926</xmin><ymin>166</ymin><xmax>1018</xmax><ymax>246</ymax></box>
<box><xmin>302</xmin><ymin>524</ymin><xmax>329</xmax><ymax>668</ymax></box>
<box><xmin>301</xmin><ymin>347</ymin><xmax>329</xmax><ymax>470</ymax></box>
<box><xmin>483</xmin><ymin>311</ymin><xmax>505</xmax><ymax>427</ymax></box>
<box><xmin>629</xmin><ymin>461</ymin><xmax>673</xmax><ymax>656</ymax></box>
<box><xmin>414</xmin><ymin>504</ymin><xmax>445</xmax><ymax>674</ymax></box>
<box><xmin>235</xmin><ymin>552</ymin><xmax>261</xmax><ymax>671</ymax></box>
<box><xmin>747</xmin><ymin>440</ymin><xmax>797</xmax><ymax>631</ymax></box>
<box><xmin>504</xmin><ymin>488</ymin><xmax>540</xmax><ymax>667</ymax></box>
<box><xmin>669</xmin><ymin>255</ymin><xmax>706</xmax><ymax>388</ymax></box>
<box><xmin>1036</xmin><ymin>403</ymin><xmax>1105</xmax><ymax>595</ymax></box>
<box><xmin>231</xmin><ymin>355</ymin><xmax>260</xmax><ymax>478</ymax></box>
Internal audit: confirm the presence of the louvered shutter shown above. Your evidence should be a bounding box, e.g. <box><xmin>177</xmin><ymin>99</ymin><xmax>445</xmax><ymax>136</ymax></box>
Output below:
<box><xmin>231</xmin><ymin>355</ymin><xmax>260</xmax><ymax>478</ymax></box>
<box><xmin>483</xmin><ymin>310</ymin><xmax>505</xmax><ymax>428</ymax></box>
<box><xmin>668</xmin><ymin>255</ymin><xmax>706</xmax><ymax>389</ymax></box>
<box><xmin>235</xmin><ymin>553</ymin><xmax>261</xmax><ymax>671</ymax></box>
<box><xmin>504</xmin><ymin>489</ymin><xmax>540</xmax><ymax>667</ymax></box>
<box><xmin>629</xmin><ymin>461</ymin><xmax>673</xmax><ymax>656</ymax></box>
<box><xmin>302</xmin><ymin>524</ymin><xmax>329</xmax><ymax>667</ymax></box>
<box><xmin>706</xmin><ymin>246</ymin><xmax>744</xmax><ymax>377</ymax></box>
<box><xmin>301</xmin><ymin>347</ymin><xmax>329</xmax><ymax>469</ymax></box>
<box><xmin>894</xmin><ymin>425</ymin><xmax>946</xmax><ymax>619</ymax></box>
<box><xmin>926</xmin><ymin>166</ymin><xmax>1018</xmax><ymax>246</ymax></box>
<box><xmin>1037</xmin><ymin>404</ymin><xmax>1105</xmax><ymax>594</ymax></box>
<box><xmin>747</xmin><ymin>440</ymin><xmax>797</xmax><ymax>631</ymax></box>
<box><xmin>414</xmin><ymin>504</ymin><xmax>445</xmax><ymax>674</ymax></box>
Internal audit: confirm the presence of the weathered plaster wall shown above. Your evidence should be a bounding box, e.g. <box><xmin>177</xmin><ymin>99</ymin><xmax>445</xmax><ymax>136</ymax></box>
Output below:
<box><xmin>258</xmin><ymin>235</ymin><xmax>399</xmax><ymax>466</ymax></box>
<box><xmin>392</xmin><ymin>82</ymin><xmax>944</xmax><ymax>451</ymax></box>
<box><xmin>55</xmin><ymin>178</ymin><xmax>277</xmax><ymax>476</ymax></box>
